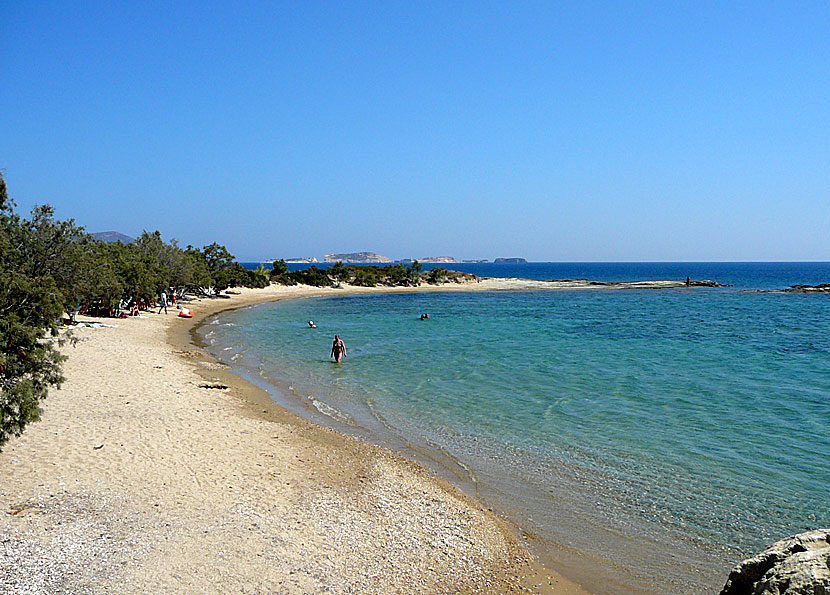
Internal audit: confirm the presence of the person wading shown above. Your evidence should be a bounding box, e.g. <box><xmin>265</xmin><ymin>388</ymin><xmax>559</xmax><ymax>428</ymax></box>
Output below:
<box><xmin>330</xmin><ymin>335</ymin><xmax>347</xmax><ymax>363</ymax></box>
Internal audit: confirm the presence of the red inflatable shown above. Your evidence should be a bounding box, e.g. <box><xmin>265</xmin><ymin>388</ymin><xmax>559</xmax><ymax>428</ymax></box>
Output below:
<box><xmin>178</xmin><ymin>308</ymin><xmax>193</xmax><ymax>318</ymax></box>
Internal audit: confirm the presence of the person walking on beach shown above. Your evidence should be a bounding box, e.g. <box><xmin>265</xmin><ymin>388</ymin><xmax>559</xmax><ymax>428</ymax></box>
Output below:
<box><xmin>331</xmin><ymin>335</ymin><xmax>346</xmax><ymax>363</ymax></box>
<box><xmin>158</xmin><ymin>290</ymin><xmax>168</xmax><ymax>315</ymax></box>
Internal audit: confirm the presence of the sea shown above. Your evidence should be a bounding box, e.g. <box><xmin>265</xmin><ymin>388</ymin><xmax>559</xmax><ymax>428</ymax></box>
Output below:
<box><xmin>204</xmin><ymin>263</ymin><xmax>830</xmax><ymax>593</ymax></box>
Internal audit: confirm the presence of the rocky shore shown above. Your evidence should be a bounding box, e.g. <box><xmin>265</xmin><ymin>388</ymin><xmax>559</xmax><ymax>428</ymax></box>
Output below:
<box><xmin>720</xmin><ymin>529</ymin><xmax>830</xmax><ymax>594</ymax></box>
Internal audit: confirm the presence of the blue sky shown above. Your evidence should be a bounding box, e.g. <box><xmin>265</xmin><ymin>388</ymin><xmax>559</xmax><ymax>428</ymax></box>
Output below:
<box><xmin>2</xmin><ymin>2</ymin><xmax>828</xmax><ymax>261</ymax></box>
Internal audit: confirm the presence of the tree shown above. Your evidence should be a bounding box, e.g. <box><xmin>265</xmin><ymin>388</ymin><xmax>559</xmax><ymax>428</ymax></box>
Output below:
<box><xmin>182</xmin><ymin>245</ymin><xmax>213</xmax><ymax>293</ymax></box>
<box><xmin>0</xmin><ymin>173</ymin><xmax>67</xmax><ymax>449</ymax></box>
<box><xmin>328</xmin><ymin>261</ymin><xmax>347</xmax><ymax>282</ymax></box>
<box><xmin>268</xmin><ymin>259</ymin><xmax>293</xmax><ymax>285</ymax></box>
<box><xmin>252</xmin><ymin>264</ymin><xmax>270</xmax><ymax>287</ymax></box>
<box><xmin>202</xmin><ymin>242</ymin><xmax>235</xmax><ymax>272</ymax></box>
<box><xmin>427</xmin><ymin>267</ymin><xmax>448</xmax><ymax>284</ymax></box>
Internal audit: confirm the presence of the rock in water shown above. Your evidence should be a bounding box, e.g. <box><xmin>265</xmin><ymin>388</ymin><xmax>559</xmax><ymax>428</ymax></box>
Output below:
<box><xmin>720</xmin><ymin>529</ymin><xmax>830</xmax><ymax>594</ymax></box>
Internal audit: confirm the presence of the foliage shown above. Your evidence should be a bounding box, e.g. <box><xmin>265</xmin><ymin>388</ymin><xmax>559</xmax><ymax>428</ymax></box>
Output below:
<box><xmin>268</xmin><ymin>261</ymin><xmax>437</xmax><ymax>288</ymax></box>
<box><xmin>270</xmin><ymin>259</ymin><xmax>289</xmax><ymax>278</ymax></box>
<box><xmin>287</xmin><ymin>265</ymin><xmax>333</xmax><ymax>287</ymax></box>
<box><xmin>201</xmin><ymin>243</ymin><xmax>256</xmax><ymax>292</ymax></box>
<box><xmin>334</xmin><ymin>263</ymin><xmax>421</xmax><ymax>287</ymax></box>
<box><xmin>427</xmin><ymin>267</ymin><xmax>448</xmax><ymax>284</ymax></box>
<box><xmin>252</xmin><ymin>264</ymin><xmax>271</xmax><ymax>287</ymax></box>
<box><xmin>328</xmin><ymin>261</ymin><xmax>347</xmax><ymax>281</ymax></box>
<box><xmin>0</xmin><ymin>173</ymin><xmax>266</xmax><ymax>448</ymax></box>
<box><xmin>0</xmin><ymin>173</ymin><xmax>67</xmax><ymax>449</ymax></box>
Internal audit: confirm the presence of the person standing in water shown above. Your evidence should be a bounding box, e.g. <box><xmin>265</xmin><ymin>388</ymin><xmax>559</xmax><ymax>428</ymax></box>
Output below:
<box><xmin>330</xmin><ymin>335</ymin><xmax>346</xmax><ymax>363</ymax></box>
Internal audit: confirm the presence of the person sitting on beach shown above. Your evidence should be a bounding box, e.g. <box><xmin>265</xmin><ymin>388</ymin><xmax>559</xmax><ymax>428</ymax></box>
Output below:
<box><xmin>308</xmin><ymin>320</ymin><xmax>316</xmax><ymax>328</ymax></box>
<box><xmin>331</xmin><ymin>335</ymin><xmax>346</xmax><ymax>363</ymax></box>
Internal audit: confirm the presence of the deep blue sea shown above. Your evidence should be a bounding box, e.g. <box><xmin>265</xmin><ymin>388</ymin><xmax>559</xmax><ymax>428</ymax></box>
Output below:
<box><xmin>212</xmin><ymin>263</ymin><xmax>830</xmax><ymax>593</ymax></box>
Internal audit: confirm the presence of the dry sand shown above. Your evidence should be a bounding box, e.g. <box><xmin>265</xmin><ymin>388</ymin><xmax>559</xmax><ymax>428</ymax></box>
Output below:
<box><xmin>0</xmin><ymin>280</ymin><xmax>591</xmax><ymax>594</ymax></box>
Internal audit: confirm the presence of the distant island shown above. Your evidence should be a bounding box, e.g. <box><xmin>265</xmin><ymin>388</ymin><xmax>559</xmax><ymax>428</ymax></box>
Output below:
<box><xmin>494</xmin><ymin>257</ymin><xmax>527</xmax><ymax>263</ymax></box>
<box><xmin>324</xmin><ymin>252</ymin><xmax>392</xmax><ymax>263</ymax></box>
<box><xmin>274</xmin><ymin>252</ymin><xmax>505</xmax><ymax>264</ymax></box>
<box><xmin>415</xmin><ymin>256</ymin><xmax>457</xmax><ymax>263</ymax></box>
<box><xmin>92</xmin><ymin>231</ymin><xmax>134</xmax><ymax>244</ymax></box>
<box><xmin>413</xmin><ymin>256</ymin><xmax>489</xmax><ymax>263</ymax></box>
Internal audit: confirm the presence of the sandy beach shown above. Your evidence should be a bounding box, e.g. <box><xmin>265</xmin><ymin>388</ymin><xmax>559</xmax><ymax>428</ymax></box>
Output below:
<box><xmin>1</xmin><ymin>280</ymin><xmax>592</xmax><ymax>594</ymax></box>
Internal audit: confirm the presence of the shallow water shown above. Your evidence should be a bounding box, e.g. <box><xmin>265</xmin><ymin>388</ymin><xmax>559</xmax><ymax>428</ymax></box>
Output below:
<box><xmin>203</xmin><ymin>264</ymin><xmax>830</xmax><ymax>593</ymax></box>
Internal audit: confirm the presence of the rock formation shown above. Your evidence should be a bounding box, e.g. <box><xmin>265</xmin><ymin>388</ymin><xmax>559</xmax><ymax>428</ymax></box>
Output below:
<box><xmin>720</xmin><ymin>529</ymin><xmax>830</xmax><ymax>595</ymax></box>
<box><xmin>282</xmin><ymin>257</ymin><xmax>318</xmax><ymax>263</ymax></box>
<box><xmin>324</xmin><ymin>252</ymin><xmax>392</xmax><ymax>263</ymax></box>
<box><xmin>417</xmin><ymin>256</ymin><xmax>458</xmax><ymax>263</ymax></box>
<box><xmin>784</xmin><ymin>284</ymin><xmax>830</xmax><ymax>293</ymax></box>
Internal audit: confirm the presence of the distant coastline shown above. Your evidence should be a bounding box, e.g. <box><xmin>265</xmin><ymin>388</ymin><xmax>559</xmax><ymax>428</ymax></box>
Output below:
<box><xmin>262</xmin><ymin>251</ymin><xmax>522</xmax><ymax>265</ymax></box>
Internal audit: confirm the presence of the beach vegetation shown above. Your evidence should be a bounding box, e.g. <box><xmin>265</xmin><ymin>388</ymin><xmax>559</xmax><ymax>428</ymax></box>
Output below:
<box><xmin>267</xmin><ymin>260</ymin><xmax>433</xmax><ymax>287</ymax></box>
<box><xmin>0</xmin><ymin>173</ymin><xmax>67</xmax><ymax>449</ymax></box>
<box><xmin>427</xmin><ymin>267</ymin><xmax>448</xmax><ymax>284</ymax></box>
<box><xmin>251</xmin><ymin>264</ymin><xmax>271</xmax><ymax>287</ymax></box>
<box><xmin>288</xmin><ymin>265</ymin><xmax>334</xmax><ymax>287</ymax></box>
<box><xmin>331</xmin><ymin>263</ymin><xmax>421</xmax><ymax>287</ymax></box>
<box><xmin>351</xmin><ymin>269</ymin><xmax>378</xmax><ymax>287</ymax></box>
<box><xmin>328</xmin><ymin>261</ymin><xmax>347</xmax><ymax>282</ymax></box>
<box><xmin>0</xmin><ymin>173</ymin><xmax>277</xmax><ymax>447</ymax></box>
<box><xmin>269</xmin><ymin>259</ymin><xmax>292</xmax><ymax>284</ymax></box>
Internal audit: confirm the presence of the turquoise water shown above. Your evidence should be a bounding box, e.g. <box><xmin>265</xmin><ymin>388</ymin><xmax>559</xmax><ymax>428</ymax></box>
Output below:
<box><xmin>201</xmin><ymin>277</ymin><xmax>829</xmax><ymax>593</ymax></box>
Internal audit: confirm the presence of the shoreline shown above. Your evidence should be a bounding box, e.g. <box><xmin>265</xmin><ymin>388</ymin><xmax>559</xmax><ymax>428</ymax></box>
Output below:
<box><xmin>176</xmin><ymin>278</ymin><xmax>719</xmax><ymax>593</ymax></box>
<box><xmin>184</xmin><ymin>280</ymin><xmax>735</xmax><ymax>594</ymax></box>
<box><xmin>172</xmin><ymin>282</ymin><xmax>593</xmax><ymax>593</ymax></box>
<box><xmin>0</xmin><ymin>280</ymin><xmax>589</xmax><ymax>594</ymax></box>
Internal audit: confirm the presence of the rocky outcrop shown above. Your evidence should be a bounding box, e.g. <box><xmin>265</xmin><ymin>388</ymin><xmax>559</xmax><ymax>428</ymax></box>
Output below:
<box><xmin>418</xmin><ymin>256</ymin><xmax>458</xmax><ymax>263</ymax></box>
<box><xmin>784</xmin><ymin>284</ymin><xmax>830</xmax><ymax>293</ymax></box>
<box><xmin>494</xmin><ymin>257</ymin><xmax>527</xmax><ymax>263</ymax></box>
<box><xmin>324</xmin><ymin>252</ymin><xmax>392</xmax><ymax>263</ymax></box>
<box><xmin>283</xmin><ymin>257</ymin><xmax>318</xmax><ymax>263</ymax></box>
<box><xmin>720</xmin><ymin>529</ymin><xmax>830</xmax><ymax>595</ymax></box>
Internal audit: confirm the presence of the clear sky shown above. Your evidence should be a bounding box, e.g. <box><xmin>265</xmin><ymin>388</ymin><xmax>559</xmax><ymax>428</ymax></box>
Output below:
<box><xmin>2</xmin><ymin>2</ymin><xmax>828</xmax><ymax>262</ymax></box>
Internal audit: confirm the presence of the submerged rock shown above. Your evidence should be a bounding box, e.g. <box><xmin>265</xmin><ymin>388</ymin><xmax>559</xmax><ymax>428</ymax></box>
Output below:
<box><xmin>720</xmin><ymin>529</ymin><xmax>830</xmax><ymax>595</ymax></box>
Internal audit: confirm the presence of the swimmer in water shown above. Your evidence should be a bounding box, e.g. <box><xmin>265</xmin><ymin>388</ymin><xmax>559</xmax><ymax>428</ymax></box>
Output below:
<box><xmin>330</xmin><ymin>335</ymin><xmax>346</xmax><ymax>363</ymax></box>
<box><xmin>308</xmin><ymin>320</ymin><xmax>316</xmax><ymax>328</ymax></box>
